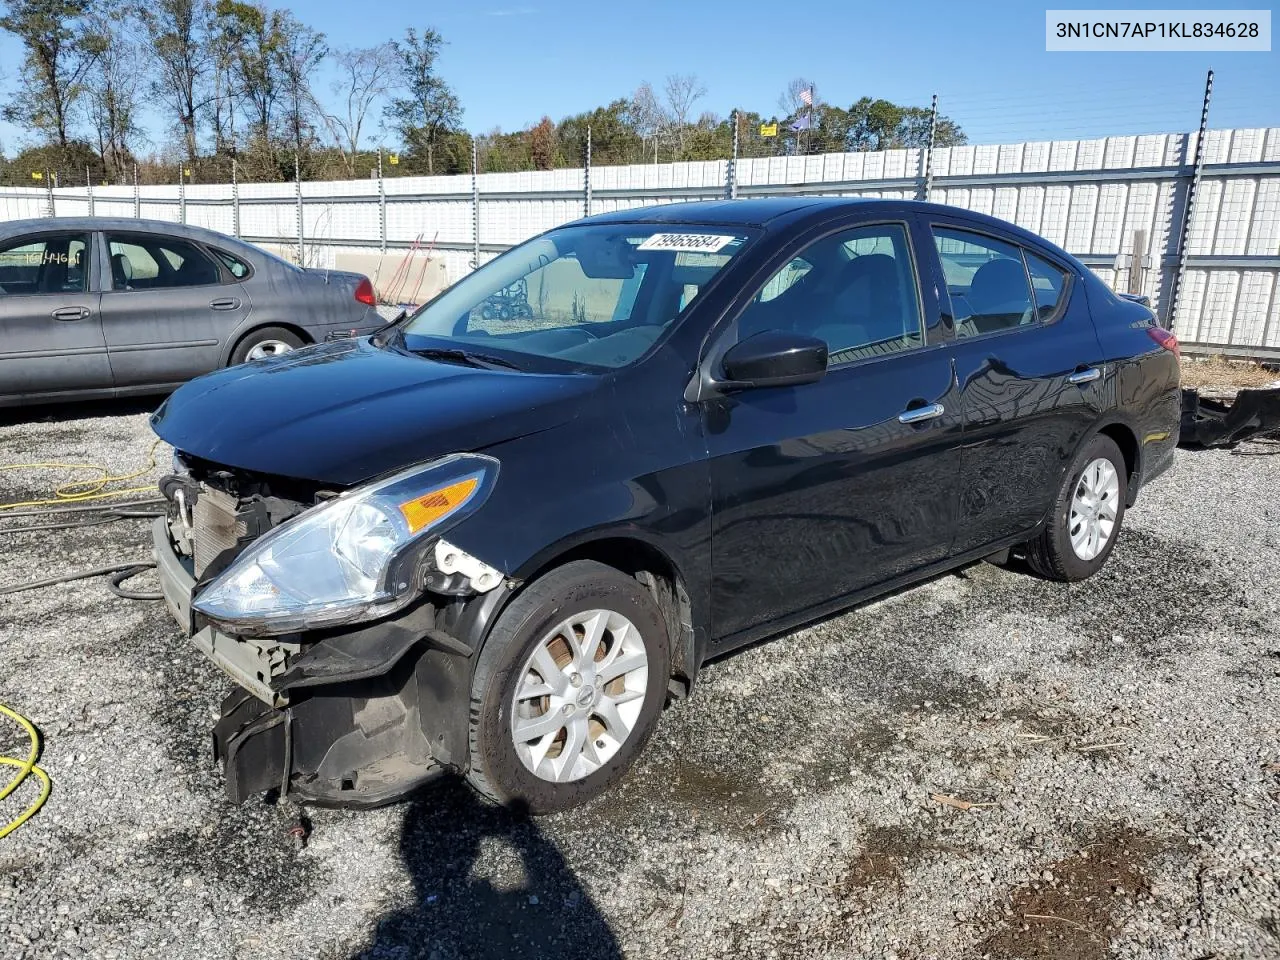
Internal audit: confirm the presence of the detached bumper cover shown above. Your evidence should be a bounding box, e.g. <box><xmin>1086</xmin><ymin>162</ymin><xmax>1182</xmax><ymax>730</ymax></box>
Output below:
<box><xmin>1181</xmin><ymin>387</ymin><xmax>1280</xmax><ymax>447</ymax></box>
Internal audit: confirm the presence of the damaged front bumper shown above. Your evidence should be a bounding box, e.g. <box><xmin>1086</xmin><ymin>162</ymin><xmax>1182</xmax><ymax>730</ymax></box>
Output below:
<box><xmin>152</xmin><ymin>517</ymin><xmax>501</xmax><ymax>806</ymax></box>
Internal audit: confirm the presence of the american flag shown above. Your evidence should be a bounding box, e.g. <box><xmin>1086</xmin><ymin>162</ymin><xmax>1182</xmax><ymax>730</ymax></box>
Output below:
<box><xmin>799</xmin><ymin>87</ymin><xmax>814</xmax><ymax>106</ymax></box>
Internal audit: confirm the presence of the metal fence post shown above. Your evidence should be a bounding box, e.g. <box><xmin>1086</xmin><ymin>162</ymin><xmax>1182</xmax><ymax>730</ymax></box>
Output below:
<box><xmin>1165</xmin><ymin>69</ymin><xmax>1214</xmax><ymax>332</ymax></box>
<box><xmin>919</xmin><ymin>93</ymin><xmax>938</xmax><ymax>202</ymax></box>
<box><xmin>295</xmin><ymin>153</ymin><xmax>304</xmax><ymax>265</ymax></box>
<box><xmin>45</xmin><ymin>170</ymin><xmax>54</xmax><ymax>217</ymax></box>
<box><xmin>727</xmin><ymin>109</ymin><xmax>739</xmax><ymax>200</ymax></box>
<box><xmin>86</xmin><ymin>166</ymin><xmax>94</xmax><ymax>216</ymax></box>
<box><xmin>471</xmin><ymin>139</ymin><xmax>480</xmax><ymax>270</ymax></box>
<box><xmin>133</xmin><ymin>163</ymin><xmax>140</xmax><ymax>218</ymax></box>
<box><xmin>378</xmin><ymin>148</ymin><xmax>387</xmax><ymax>254</ymax></box>
<box><xmin>232</xmin><ymin>158</ymin><xmax>241</xmax><ymax>238</ymax></box>
<box><xmin>584</xmin><ymin>125</ymin><xmax>592</xmax><ymax>217</ymax></box>
<box><xmin>179</xmin><ymin>168</ymin><xmax>187</xmax><ymax>223</ymax></box>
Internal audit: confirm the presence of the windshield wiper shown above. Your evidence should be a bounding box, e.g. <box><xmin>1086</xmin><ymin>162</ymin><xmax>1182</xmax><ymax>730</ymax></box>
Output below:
<box><xmin>411</xmin><ymin>347</ymin><xmax>522</xmax><ymax>371</ymax></box>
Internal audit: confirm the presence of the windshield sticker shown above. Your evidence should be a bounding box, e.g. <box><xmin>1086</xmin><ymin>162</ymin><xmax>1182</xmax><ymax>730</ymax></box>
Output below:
<box><xmin>637</xmin><ymin>233</ymin><xmax>737</xmax><ymax>253</ymax></box>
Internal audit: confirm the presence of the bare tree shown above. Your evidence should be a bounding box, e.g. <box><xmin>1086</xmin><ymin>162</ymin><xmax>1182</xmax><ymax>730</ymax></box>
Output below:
<box><xmin>84</xmin><ymin>12</ymin><xmax>143</xmax><ymax>180</ymax></box>
<box><xmin>778</xmin><ymin>77</ymin><xmax>817</xmax><ymax>117</ymax></box>
<box><xmin>322</xmin><ymin>43</ymin><xmax>396</xmax><ymax>175</ymax></box>
<box><xmin>629</xmin><ymin>82</ymin><xmax>667</xmax><ymax>163</ymax></box>
<box><xmin>136</xmin><ymin>0</ymin><xmax>212</xmax><ymax>170</ymax></box>
<box><xmin>274</xmin><ymin>12</ymin><xmax>327</xmax><ymax>169</ymax></box>
<box><xmin>663</xmin><ymin>73</ymin><xmax>706</xmax><ymax>156</ymax></box>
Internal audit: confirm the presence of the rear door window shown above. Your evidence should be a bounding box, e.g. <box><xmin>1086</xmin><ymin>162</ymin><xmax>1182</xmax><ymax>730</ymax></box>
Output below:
<box><xmin>212</xmin><ymin>248</ymin><xmax>252</xmax><ymax>279</ymax></box>
<box><xmin>1025</xmin><ymin>250</ymin><xmax>1069</xmax><ymax>320</ymax></box>
<box><xmin>106</xmin><ymin>234</ymin><xmax>222</xmax><ymax>291</ymax></box>
<box><xmin>932</xmin><ymin>228</ymin><xmax>1035</xmax><ymax>337</ymax></box>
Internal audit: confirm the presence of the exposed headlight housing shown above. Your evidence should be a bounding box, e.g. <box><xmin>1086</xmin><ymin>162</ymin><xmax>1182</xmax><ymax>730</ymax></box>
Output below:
<box><xmin>192</xmin><ymin>454</ymin><xmax>498</xmax><ymax>636</ymax></box>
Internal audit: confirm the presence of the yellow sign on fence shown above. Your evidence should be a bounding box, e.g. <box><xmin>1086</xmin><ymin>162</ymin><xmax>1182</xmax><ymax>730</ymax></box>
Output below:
<box><xmin>759</xmin><ymin>122</ymin><xmax>778</xmax><ymax>138</ymax></box>
<box><xmin>388</xmin><ymin>153</ymin><xmax>400</xmax><ymax>165</ymax></box>
<box><xmin>30</xmin><ymin>171</ymin><xmax>43</xmax><ymax>181</ymax></box>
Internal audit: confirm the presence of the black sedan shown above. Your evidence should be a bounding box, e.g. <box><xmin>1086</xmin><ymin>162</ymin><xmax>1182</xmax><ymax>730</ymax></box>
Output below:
<box><xmin>0</xmin><ymin>217</ymin><xmax>382</xmax><ymax>407</ymax></box>
<box><xmin>149</xmin><ymin>197</ymin><xmax>1181</xmax><ymax>812</ymax></box>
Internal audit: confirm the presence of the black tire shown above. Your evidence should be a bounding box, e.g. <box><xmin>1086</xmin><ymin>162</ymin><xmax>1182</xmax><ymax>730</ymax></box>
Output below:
<box><xmin>1025</xmin><ymin>433</ymin><xmax>1128</xmax><ymax>582</ymax></box>
<box><xmin>229</xmin><ymin>326</ymin><xmax>305</xmax><ymax>366</ymax></box>
<box><xmin>466</xmin><ymin>560</ymin><xmax>671</xmax><ymax>813</ymax></box>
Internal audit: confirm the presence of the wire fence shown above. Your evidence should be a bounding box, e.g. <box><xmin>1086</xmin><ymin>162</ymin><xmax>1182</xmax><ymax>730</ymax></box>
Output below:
<box><xmin>1</xmin><ymin>73</ymin><xmax>1278</xmax><ymax>358</ymax></box>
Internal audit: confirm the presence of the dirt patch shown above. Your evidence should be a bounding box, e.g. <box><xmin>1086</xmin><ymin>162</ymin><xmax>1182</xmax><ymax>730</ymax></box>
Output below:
<box><xmin>981</xmin><ymin>826</ymin><xmax>1164</xmax><ymax>960</ymax></box>
<box><xmin>1181</xmin><ymin>356</ymin><xmax>1278</xmax><ymax>393</ymax></box>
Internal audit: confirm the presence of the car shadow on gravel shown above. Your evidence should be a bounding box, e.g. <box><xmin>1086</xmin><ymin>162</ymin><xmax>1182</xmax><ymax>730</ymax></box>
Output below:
<box><xmin>353</xmin><ymin>776</ymin><xmax>621</xmax><ymax>960</ymax></box>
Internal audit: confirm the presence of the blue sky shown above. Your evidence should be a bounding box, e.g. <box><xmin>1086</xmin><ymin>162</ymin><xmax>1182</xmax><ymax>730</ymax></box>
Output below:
<box><xmin>0</xmin><ymin>0</ymin><xmax>1276</xmax><ymax>155</ymax></box>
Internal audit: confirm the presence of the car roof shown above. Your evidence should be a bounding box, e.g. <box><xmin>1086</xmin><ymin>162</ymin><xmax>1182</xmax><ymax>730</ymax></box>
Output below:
<box><xmin>0</xmin><ymin>216</ymin><xmax>239</xmax><ymax>243</ymax></box>
<box><xmin>580</xmin><ymin>197</ymin><xmax>1080</xmax><ymax>265</ymax></box>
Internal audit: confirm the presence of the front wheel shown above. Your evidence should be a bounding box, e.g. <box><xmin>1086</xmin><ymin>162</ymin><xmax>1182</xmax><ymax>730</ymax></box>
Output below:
<box><xmin>1025</xmin><ymin>433</ymin><xmax>1128</xmax><ymax>582</ymax></box>
<box><xmin>466</xmin><ymin>560</ymin><xmax>671</xmax><ymax>813</ymax></box>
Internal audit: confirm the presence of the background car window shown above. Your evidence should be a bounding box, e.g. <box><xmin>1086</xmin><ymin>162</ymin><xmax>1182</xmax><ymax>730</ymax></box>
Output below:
<box><xmin>1025</xmin><ymin>250</ymin><xmax>1068</xmax><ymax>319</ymax></box>
<box><xmin>737</xmin><ymin>223</ymin><xmax>923</xmax><ymax>364</ymax></box>
<box><xmin>106</xmin><ymin>234</ymin><xmax>222</xmax><ymax>291</ymax></box>
<box><xmin>212</xmin><ymin>248</ymin><xmax>251</xmax><ymax>279</ymax></box>
<box><xmin>756</xmin><ymin>257</ymin><xmax>813</xmax><ymax>303</ymax></box>
<box><xmin>0</xmin><ymin>235</ymin><xmax>89</xmax><ymax>295</ymax></box>
<box><xmin>933</xmin><ymin>228</ymin><xmax>1035</xmax><ymax>336</ymax></box>
<box><xmin>465</xmin><ymin>256</ymin><xmax>638</xmax><ymax>333</ymax></box>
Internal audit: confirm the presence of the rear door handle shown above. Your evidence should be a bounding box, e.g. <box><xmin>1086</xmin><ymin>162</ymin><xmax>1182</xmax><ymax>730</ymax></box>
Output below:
<box><xmin>210</xmin><ymin>297</ymin><xmax>241</xmax><ymax>310</ymax></box>
<box><xmin>898</xmin><ymin>402</ymin><xmax>945</xmax><ymax>424</ymax></box>
<box><xmin>51</xmin><ymin>306</ymin><xmax>90</xmax><ymax>321</ymax></box>
<box><xmin>1068</xmin><ymin>367</ymin><xmax>1101</xmax><ymax>385</ymax></box>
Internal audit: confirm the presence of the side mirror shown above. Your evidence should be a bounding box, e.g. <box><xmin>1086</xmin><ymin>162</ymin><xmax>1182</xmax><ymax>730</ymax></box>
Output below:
<box><xmin>720</xmin><ymin>330</ymin><xmax>828</xmax><ymax>390</ymax></box>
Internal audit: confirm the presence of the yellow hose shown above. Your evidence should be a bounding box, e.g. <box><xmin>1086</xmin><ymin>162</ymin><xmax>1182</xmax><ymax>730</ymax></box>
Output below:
<box><xmin>0</xmin><ymin>704</ymin><xmax>51</xmax><ymax>840</ymax></box>
<box><xmin>0</xmin><ymin>437</ymin><xmax>163</xmax><ymax>511</ymax></box>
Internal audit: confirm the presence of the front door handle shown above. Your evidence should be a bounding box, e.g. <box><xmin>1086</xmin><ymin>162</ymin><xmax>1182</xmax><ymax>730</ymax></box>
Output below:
<box><xmin>898</xmin><ymin>402</ymin><xmax>945</xmax><ymax>424</ymax></box>
<box><xmin>1068</xmin><ymin>367</ymin><xmax>1101</xmax><ymax>385</ymax></box>
<box><xmin>210</xmin><ymin>297</ymin><xmax>241</xmax><ymax>310</ymax></box>
<box><xmin>51</xmin><ymin>306</ymin><xmax>90</xmax><ymax>321</ymax></box>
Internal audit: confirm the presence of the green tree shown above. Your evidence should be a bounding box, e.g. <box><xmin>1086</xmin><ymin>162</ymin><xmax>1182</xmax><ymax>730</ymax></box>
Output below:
<box><xmin>528</xmin><ymin>116</ymin><xmax>556</xmax><ymax>171</ymax></box>
<box><xmin>386</xmin><ymin>27</ymin><xmax>461</xmax><ymax>175</ymax></box>
<box><xmin>0</xmin><ymin>0</ymin><xmax>101</xmax><ymax>148</ymax></box>
<box><xmin>557</xmin><ymin>99</ymin><xmax>644</xmax><ymax>167</ymax></box>
<box><xmin>135</xmin><ymin>0</ymin><xmax>211</xmax><ymax>170</ymax></box>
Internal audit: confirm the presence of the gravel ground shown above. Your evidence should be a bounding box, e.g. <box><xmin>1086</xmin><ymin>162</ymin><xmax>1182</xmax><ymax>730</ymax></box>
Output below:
<box><xmin>1</xmin><ymin>400</ymin><xmax>1277</xmax><ymax>960</ymax></box>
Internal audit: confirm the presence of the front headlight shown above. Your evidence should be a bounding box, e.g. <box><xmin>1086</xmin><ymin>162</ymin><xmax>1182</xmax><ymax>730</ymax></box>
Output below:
<box><xmin>192</xmin><ymin>453</ymin><xmax>498</xmax><ymax>636</ymax></box>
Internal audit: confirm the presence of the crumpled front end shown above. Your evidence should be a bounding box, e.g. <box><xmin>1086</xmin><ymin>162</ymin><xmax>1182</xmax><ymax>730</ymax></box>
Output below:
<box><xmin>152</xmin><ymin>454</ymin><xmax>510</xmax><ymax>806</ymax></box>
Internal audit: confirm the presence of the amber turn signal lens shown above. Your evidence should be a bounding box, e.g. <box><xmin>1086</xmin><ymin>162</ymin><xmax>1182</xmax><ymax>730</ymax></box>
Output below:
<box><xmin>398</xmin><ymin>476</ymin><xmax>479</xmax><ymax>534</ymax></box>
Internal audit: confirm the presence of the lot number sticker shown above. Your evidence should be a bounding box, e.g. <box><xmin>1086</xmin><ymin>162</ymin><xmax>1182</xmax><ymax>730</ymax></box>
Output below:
<box><xmin>637</xmin><ymin>233</ymin><xmax>737</xmax><ymax>253</ymax></box>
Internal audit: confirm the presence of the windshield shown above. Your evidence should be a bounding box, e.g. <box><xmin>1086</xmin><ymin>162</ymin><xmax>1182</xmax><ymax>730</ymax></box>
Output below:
<box><xmin>401</xmin><ymin>223</ymin><xmax>753</xmax><ymax>370</ymax></box>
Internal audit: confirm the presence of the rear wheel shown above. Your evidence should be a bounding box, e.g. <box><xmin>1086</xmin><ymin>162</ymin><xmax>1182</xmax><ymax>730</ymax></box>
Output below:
<box><xmin>1025</xmin><ymin>433</ymin><xmax>1128</xmax><ymax>582</ymax></box>
<box><xmin>466</xmin><ymin>560</ymin><xmax>670</xmax><ymax>813</ymax></box>
<box><xmin>230</xmin><ymin>326</ymin><xmax>305</xmax><ymax>365</ymax></box>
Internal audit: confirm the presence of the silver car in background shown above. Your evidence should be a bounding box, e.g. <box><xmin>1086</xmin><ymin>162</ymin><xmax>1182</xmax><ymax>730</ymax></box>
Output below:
<box><xmin>0</xmin><ymin>217</ymin><xmax>383</xmax><ymax>407</ymax></box>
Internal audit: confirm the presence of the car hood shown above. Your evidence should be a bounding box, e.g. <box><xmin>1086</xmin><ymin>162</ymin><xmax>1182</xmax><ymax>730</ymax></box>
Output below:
<box><xmin>151</xmin><ymin>338</ymin><xmax>597</xmax><ymax>486</ymax></box>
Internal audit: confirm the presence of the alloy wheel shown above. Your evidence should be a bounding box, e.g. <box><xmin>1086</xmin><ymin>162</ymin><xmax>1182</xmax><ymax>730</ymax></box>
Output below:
<box><xmin>246</xmin><ymin>340</ymin><xmax>295</xmax><ymax>361</ymax></box>
<box><xmin>1068</xmin><ymin>456</ymin><xmax>1120</xmax><ymax>561</ymax></box>
<box><xmin>510</xmin><ymin>608</ymin><xmax>649</xmax><ymax>783</ymax></box>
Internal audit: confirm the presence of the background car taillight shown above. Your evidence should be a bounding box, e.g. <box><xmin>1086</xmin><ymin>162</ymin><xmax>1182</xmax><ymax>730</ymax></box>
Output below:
<box><xmin>1147</xmin><ymin>326</ymin><xmax>1181</xmax><ymax>357</ymax></box>
<box><xmin>354</xmin><ymin>277</ymin><xmax>376</xmax><ymax>306</ymax></box>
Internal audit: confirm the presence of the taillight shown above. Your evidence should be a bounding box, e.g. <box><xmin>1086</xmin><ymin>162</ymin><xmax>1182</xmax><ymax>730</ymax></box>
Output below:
<box><xmin>1147</xmin><ymin>326</ymin><xmax>1180</xmax><ymax>357</ymax></box>
<box><xmin>354</xmin><ymin>277</ymin><xmax>376</xmax><ymax>306</ymax></box>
